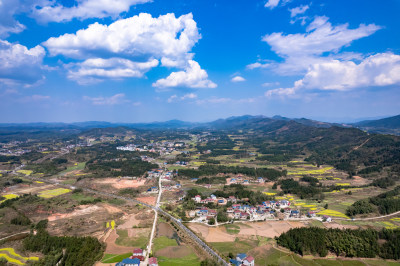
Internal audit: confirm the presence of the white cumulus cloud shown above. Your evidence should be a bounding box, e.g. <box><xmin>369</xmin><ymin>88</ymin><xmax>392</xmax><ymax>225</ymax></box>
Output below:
<box><xmin>153</xmin><ymin>60</ymin><xmax>216</xmax><ymax>89</ymax></box>
<box><xmin>0</xmin><ymin>40</ymin><xmax>46</xmax><ymax>85</ymax></box>
<box><xmin>67</xmin><ymin>58</ymin><xmax>158</xmax><ymax>84</ymax></box>
<box><xmin>266</xmin><ymin>53</ymin><xmax>400</xmax><ymax>97</ymax></box>
<box><xmin>264</xmin><ymin>16</ymin><xmax>380</xmax><ymax>61</ymax></box>
<box><xmin>32</xmin><ymin>0</ymin><xmax>152</xmax><ymax>23</ymax></box>
<box><xmin>44</xmin><ymin>13</ymin><xmax>200</xmax><ymax>64</ymax></box>
<box><xmin>289</xmin><ymin>5</ymin><xmax>309</xmax><ymax>17</ymax></box>
<box><xmin>83</xmin><ymin>93</ymin><xmax>128</xmax><ymax>105</ymax></box>
<box><xmin>250</xmin><ymin>16</ymin><xmax>381</xmax><ymax>75</ymax></box>
<box><xmin>167</xmin><ymin>93</ymin><xmax>198</xmax><ymax>103</ymax></box>
<box><xmin>231</xmin><ymin>76</ymin><xmax>246</xmax><ymax>82</ymax></box>
<box><xmin>265</xmin><ymin>0</ymin><xmax>292</xmax><ymax>9</ymax></box>
<box><xmin>297</xmin><ymin>53</ymin><xmax>400</xmax><ymax>91</ymax></box>
<box><xmin>43</xmin><ymin>13</ymin><xmax>215</xmax><ymax>87</ymax></box>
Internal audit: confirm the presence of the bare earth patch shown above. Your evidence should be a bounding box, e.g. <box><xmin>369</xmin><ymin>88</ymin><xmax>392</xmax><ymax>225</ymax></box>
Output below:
<box><xmin>96</xmin><ymin>178</ymin><xmax>146</xmax><ymax>189</ymax></box>
<box><xmin>5</xmin><ymin>184</ymin><xmax>54</xmax><ymax>195</ymax></box>
<box><xmin>157</xmin><ymin>222</ymin><xmax>175</xmax><ymax>238</ymax></box>
<box><xmin>104</xmin><ymin>230</ymin><xmax>135</xmax><ymax>254</ymax></box>
<box><xmin>189</xmin><ymin>224</ymin><xmax>209</xmax><ymax>239</ymax></box>
<box><xmin>118</xmin><ymin>213</ymin><xmax>141</xmax><ymax>229</ymax></box>
<box><xmin>47</xmin><ymin>205</ymin><xmax>101</xmax><ymax>221</ymax></box>
<box><xmin>237</xmin><ymin>221</ymin><xmax>305</xmax><ymax>238</ymax></box>
<box><xmin>136</xmin><ymin>196</ymin><xmax>156</xmax><ymax>206</ymax></box>
<box><xmin>102</xmin><ymin>204</ymin><xmax>124</xmax><ymax>214</ymax></box>
<box><xmin>156</xmin><ymin>245</ymin><xmax>192</xmax><ymax>258</ymax></box>
<box><xmin>189</xmin><ymin>224</ymin><xmax>235</xmax><ymax>242</ymax></box>
<box><xmin>324</xmin><ymin>222</ymin><xmax>358</xmax><ymax>230</ymax></box>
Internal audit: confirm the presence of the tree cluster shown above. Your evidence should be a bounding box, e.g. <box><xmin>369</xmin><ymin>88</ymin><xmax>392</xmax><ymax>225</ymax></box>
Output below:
<box><xmin>277</xmin><ymin>227</ymin><xmax>400</xmax><ymax>260</ymax></box>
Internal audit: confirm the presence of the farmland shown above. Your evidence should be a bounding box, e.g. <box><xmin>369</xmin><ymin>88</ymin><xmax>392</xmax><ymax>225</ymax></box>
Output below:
<box><xmin>0</xmin><ymin>116</ymin><xmax>400</xmax><ymax>265</ymax></box>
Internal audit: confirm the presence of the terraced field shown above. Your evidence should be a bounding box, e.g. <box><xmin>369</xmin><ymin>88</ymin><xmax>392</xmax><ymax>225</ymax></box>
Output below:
<box><xmin>0</xmin><ymin>248</ymin><xmax>39</xmax><ymax>265</ymax></box>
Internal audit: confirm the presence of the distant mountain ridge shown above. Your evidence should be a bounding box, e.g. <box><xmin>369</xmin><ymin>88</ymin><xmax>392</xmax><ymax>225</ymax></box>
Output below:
<box><xmin>0</xmin><ymin>114</ymin><xmax>399</xmax><ymax>135</ymax></box>
<box><xmin>352</xmin><ymin>115</ymin><xmax>400</xmax><ymax>135</ymax></box>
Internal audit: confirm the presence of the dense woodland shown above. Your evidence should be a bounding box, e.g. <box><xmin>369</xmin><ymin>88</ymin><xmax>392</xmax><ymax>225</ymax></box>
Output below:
<box><xmin>277</xmin><ymin>227</ymin><xmax>400</xmax><ymax>260</ymax></box>
<box><xmin>23</xmin><ymin>229</ymin><xmax>104</xmax><ymax>265</ymax></box>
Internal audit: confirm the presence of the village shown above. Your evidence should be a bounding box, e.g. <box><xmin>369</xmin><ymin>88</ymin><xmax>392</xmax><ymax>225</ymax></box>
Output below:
<box><xmin>144</xmin><ymin>168</ymin><xmax>333</xmax><ymax>227</ymax></box>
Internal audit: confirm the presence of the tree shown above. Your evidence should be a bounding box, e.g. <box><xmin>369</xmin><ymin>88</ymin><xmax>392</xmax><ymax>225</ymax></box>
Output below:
<box><xmin>217</xmin><ymin>211</ymin><xmax>229</xmax><ymax>223</ymax></box>
<box><xmin>208</xmin><ymin>218</ymin><xmax>215</xmax><ymax>225</ymax></box>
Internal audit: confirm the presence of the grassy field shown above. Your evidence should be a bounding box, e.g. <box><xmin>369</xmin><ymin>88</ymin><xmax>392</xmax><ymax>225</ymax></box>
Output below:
<box><xmin>101</xmin><ymin>253</ymin><xmax>132</xmax><ymax>263</ymax></box>
<box><xmin>153</xmin><ymin>236</ymin><xmax>178</xmax><ymax>252</ymax></box>
<box><xmin>115</xmin><ymin>229</ymin><xmax>150</xmax><ymax>249</ymax></box>
<box><xmin>61</xmin><ymin>179</ymin><xmax>76</xmax><ymax>185</ymax></box>
<box><xmin>211</xmin><ymin>238</ymin><xmax>258</xmax><ymax>257</ymax></box>
<box><xmin>252</xmin><ymin>247</ymin><xmax>400</xmax><ymax>266</ymax></box>
<box><xmin>16</xmin><ymin>170</ymin><xmax>33</xmax><ymax>176</ymax></box>
<box><xmin>59</xmin><ymin>162</ymin><xmax>86</xmax><ymax>175</ymax></box>
<box><xmin>157</xmin><ymin>253</ymin><xmax>200</xmax><ymax>266</ymax></box>
<box><xmin>224</xmin><ymin>224</ymin><xmax>240</xmax><ymax>234</ymax></box>
<box><xmin>70</xmin><ymin>192</ymin><xmax>97</xmax><ymax>202</ymax></box>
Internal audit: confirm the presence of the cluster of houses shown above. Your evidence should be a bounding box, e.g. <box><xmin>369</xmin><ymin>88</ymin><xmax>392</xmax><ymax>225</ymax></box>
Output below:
<box><xmin>116</xmin><ymin>140</ymin><xmax>188</xmax><ymax>156</ymax></box>
<box><xmin>188</xmin><ymin>191</ymin><xmax>327</xmax><ymax>223</ymax></box>
<box><xmin>190</xmin><ymin>194</ymin><xmax>300</xmax><ymax>222</ymax></box>
<box><xmin>147</xmin><ymin>169</ymin><xmax>175</xmax><ymax>180</ymax></box>
<box><xmin>115</xmin><ymin>249</ymin><xmax>158</xmax><ymax>266</ymax></box>
<box><xmin>230</xmin><ymin>253</ymin><xmax>255</xmax><ymax>266</ymax></box>
<box><xmin>227</xmin><ymin>176</ymin><xmax>266</xmax><ymax>185</ymax></box>
<box><xmin>147</xmin><ymin>182</ymin><xmax>181</xmax><ymax>193</ymax></box>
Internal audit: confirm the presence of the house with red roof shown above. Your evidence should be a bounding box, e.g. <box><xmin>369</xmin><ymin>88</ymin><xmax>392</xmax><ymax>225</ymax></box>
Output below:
<box><xmin>243</xmin><ymin>255</ymin><xmax>255</xmax><ymax>266</ymax></box>
<box><xmin>148</xmin><ymin>257</ymin><xmax>158</xmax><ymax>266</ymax></box>
<box><xmin>131</xmin><ymin>248</ymin><xmax>144</xmax><ymax>261</ymax></box>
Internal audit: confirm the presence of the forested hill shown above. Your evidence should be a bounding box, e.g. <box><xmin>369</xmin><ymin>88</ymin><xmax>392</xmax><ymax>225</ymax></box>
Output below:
<box><xmin>222</xmin><ymin>119</ymin><xmax>400</xmax><ymax>177</ymax></box>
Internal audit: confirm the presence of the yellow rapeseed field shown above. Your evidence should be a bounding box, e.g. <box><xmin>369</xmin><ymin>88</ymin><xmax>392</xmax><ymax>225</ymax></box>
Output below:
<box><xmin>0</xmin><ymin>248</ymin><xmax>39</xmax><ymax>265</ymax></box>
<box><xmin>317</xmin><ymin>209</ymin><xmax>348</xmax><ymax>218</ymax></box>
<box><xmin>16</xmin><ymin>170</ymin><xmax>33</xmax><ymax>176</ymax></box>
<box><xmin>0</xmin><ymin>194</ymin><xmax>18</xmax><ymax>204</ymax></box>
<box><xmin>38</xmin><ymin>188</ymin><xmax>71</xmax><ymax>198</ymax></box>
<box><xmin>336</xmin><ymin>183</ymin><xmax>351</xmax><ymax>186</ymax></box>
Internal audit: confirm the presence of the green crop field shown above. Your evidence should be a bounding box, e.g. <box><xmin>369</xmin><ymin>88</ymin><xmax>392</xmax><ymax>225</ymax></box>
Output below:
<box><xmin>153</xmin><ymin>236</ymin><xmax>178</xmax><ymax>252</ymax></box>
<box><xmin>115</xmin><ymin>229</ymin><xmax>150</xmax><ymax>249</ymax></box>
<box><xmin>101</xmin><ymin>253</ymin><xmax>132</xmax><ymax>263</ymax></box>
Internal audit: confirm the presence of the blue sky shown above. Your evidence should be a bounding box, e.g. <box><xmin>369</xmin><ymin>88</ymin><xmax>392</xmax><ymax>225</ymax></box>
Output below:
<box><xmin>1</xmin><ymin>0</ymin><xmax>399</xmax><ymax>123</ymax></box>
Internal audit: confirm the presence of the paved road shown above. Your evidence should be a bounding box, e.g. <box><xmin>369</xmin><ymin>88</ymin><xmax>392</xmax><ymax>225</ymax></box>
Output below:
<box><xmin>26</xmin><ymin>176</ymin><xmax>228</xmax><ymax>266</ymax></box>
<box><xmin>335</xmin><ymin>210</ymin><xmax>400</xmax><ymax>221</ymax></box>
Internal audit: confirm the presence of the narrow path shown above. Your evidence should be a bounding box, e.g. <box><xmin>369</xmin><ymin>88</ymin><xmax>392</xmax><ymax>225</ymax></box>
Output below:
<box><xmin>351</xmin><ymin>137</ymin><xmax>371</xmax><ymax>152</ymax></box>
<box><xmin>0</xmin><ymin>231</ymin><xmax>30</xmax><ymax>242</ymax></box>
<box><xmin>145</xmin><ymin>171</ymin><xmax>163</xmax><ymax>263</ymax></box>
<box><xmin>335</xmin><ymin>210</ymin><xmax>400</xmax><ymax>221</ymax></box>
